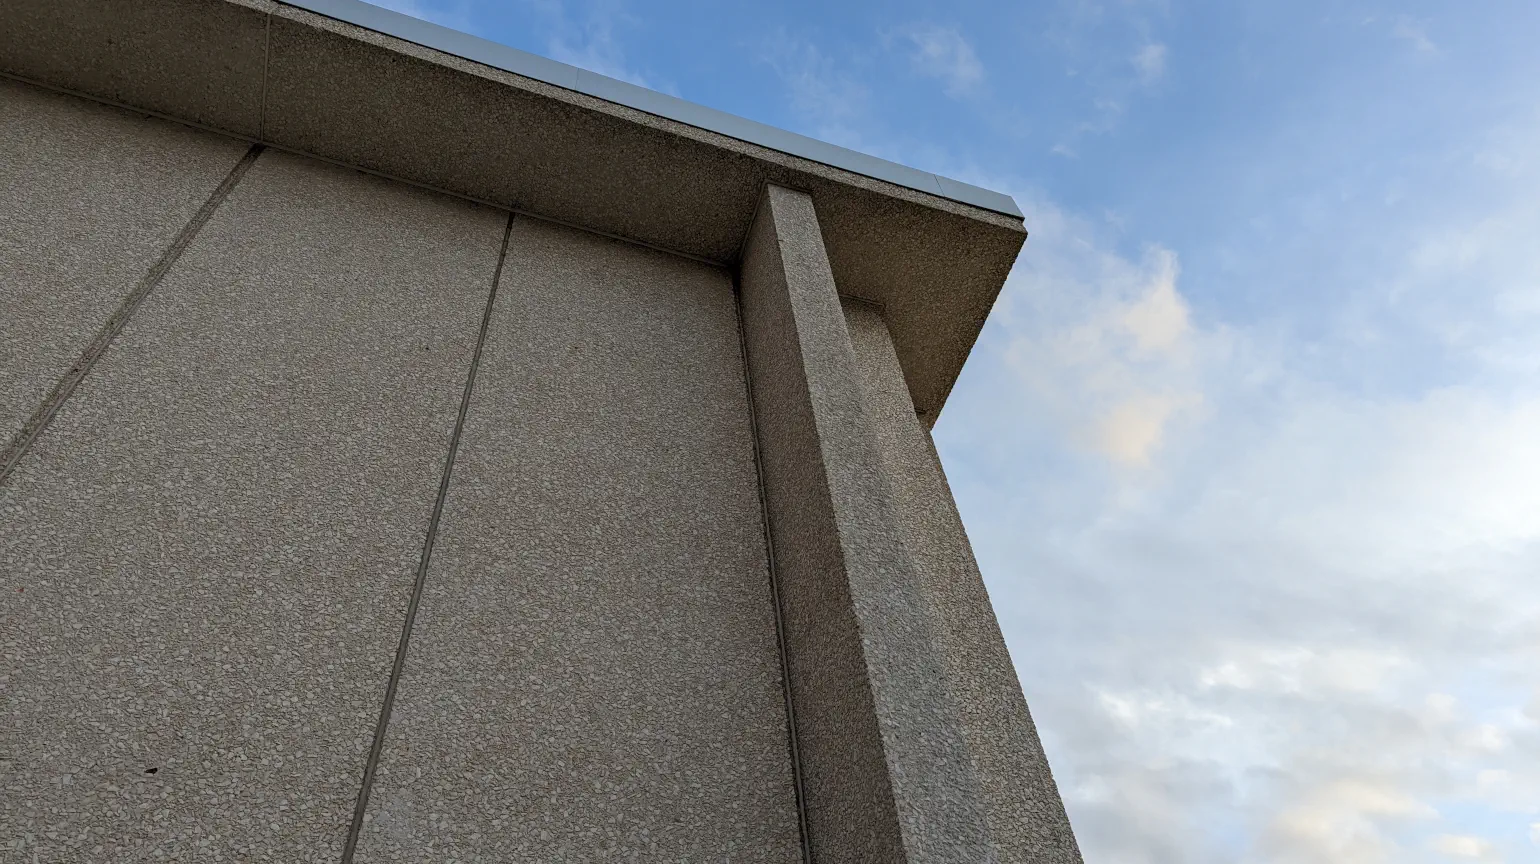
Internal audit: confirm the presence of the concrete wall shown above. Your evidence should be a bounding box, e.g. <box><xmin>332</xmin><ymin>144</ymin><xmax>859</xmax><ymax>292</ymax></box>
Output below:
<box><xmin>1</xmin><ymin>80</ymin><xmax>1080</xmax><ymax>864</ymax></box>
<box><xmin>1</xmin><ymin>82</ymin><xmax>797</xmax><ymax>862</ymax></box>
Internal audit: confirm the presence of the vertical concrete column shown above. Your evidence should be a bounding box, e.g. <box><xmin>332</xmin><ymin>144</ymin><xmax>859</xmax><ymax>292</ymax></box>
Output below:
<box><xmin>738</xmin><ymin>184</ymin><xmax>994</xmax><ymax>864</ymax></box>
<box><xmin>844</xmin><ymin>300</ymin><xmax>1086</xmax><ymax>864</ymax></box>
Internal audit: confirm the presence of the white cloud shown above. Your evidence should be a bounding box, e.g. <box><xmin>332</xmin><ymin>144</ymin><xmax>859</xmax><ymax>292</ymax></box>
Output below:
<box><xmin>1133</xmin><ymin>42</ymin><xmax>1167</xmax><ymax>83</ymax></box>
<box><xmin>1096</xmin><ymin>688</ymin><xmax>1235</xmax><ymax>735</ymax></box>
<box><xmin>1095</xmin><ymin>395</ymin><xmax>1181</xmax><ymax>466</ymax></box>
<box><xmin>994</xmin><ymin>202</ymin><xmax>1206</xmax><ymax>467</ymax></box>
<box><xmin>934</xmin><ymin>173</ymin><xmax>1540</xmax><ymax>862</ymax></box>
<box><xmin>1264</xmin><ymin>778</ymin><xmax>1436</xmax><ymax>864</ymax></box>
<box><xmin>898</xmin><ymin>24</ymin><xmax>985</xmax><ymax>97</ymax></box>
<box><xmin>1199</xmin><ymin>646</ymin><xmax>1411</xmax><ymax>697</ymax></box>
<box><xmin>1431</xmin><ymin>833</ymin><xmax>1503</xmax><ymax>861</ymax></box>
<box><xmin>1118</xmin><ymin>257</ymin><xmax>1190</xmax><ymax>354</ymax></box>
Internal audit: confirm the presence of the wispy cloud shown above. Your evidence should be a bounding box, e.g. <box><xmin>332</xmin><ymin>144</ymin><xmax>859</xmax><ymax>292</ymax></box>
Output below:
<box><xmin>1392</xmin><ymin>17</ymin><xmax>1439</xmax><ymax>56</ymax></box>
<box><xmin>543</xmin><ymin>4</ymin><xmax>672</xmax><ymax>92</ymax></box>
<box><xmin>499</xmin><ymin>0</ymin><xmax>673</xmax><ymax>93</ymax></box>
<box><xmin>895</xmin><ymin>24</ymin><xmax>985</xmax><ymax>97</ymax></box>
<box><xmin>364</xmin><ymin>0</ymin><xmax>473</xmax><ymax>31</ymax></box>
<box><xmin>1132</xmin><ymin>42</ymin><xmax>1167</xmax><ymax>83</ymax></box>
<box><xmin>1039</xmin><ymin>0</ymin><xmax>1173</xmax><ymax>154</ymax></box>
<box><xmin>760</xmin><ymin>31</ymin><xmax>875</xmax><ymax>152</ymax></box>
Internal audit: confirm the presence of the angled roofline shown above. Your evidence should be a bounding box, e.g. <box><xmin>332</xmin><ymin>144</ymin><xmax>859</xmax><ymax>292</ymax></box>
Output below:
<box><xmin>0</xmin><ymin>0</ymin><xmax>1027</xmax><ymax>426</ymax></box>
<box><xmin>284</xmin><ymin>0</ymin><xmax>1023</xmax><ymax>219</ymax></box>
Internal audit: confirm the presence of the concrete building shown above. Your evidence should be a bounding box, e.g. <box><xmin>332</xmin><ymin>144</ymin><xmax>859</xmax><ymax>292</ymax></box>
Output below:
<box><xmin>0</xmin><ymin>1</ymin><xmax>1083</xmax><ymax>861</ymax></box>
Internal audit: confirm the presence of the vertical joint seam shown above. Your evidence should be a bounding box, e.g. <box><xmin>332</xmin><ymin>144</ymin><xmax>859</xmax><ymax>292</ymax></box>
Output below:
<box><xmin>259</xmin><ymin>11</ymin><xmax>272</xmax><ymax>140</ymax></box>
<box><xmin>338</xmin><ymin>212</ymin><xmax>515</xmax><ymax>863</ymax></box>
<box><xmin>733</xmin><ymin>272</ymin><xmax>814</xmax><ymax>864</ymax></box>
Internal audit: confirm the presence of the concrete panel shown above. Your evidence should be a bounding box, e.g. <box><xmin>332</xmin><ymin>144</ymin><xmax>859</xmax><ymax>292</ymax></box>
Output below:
<box><xmin>353</xmin><ymin>217</ymin><xmax>801</xmax><ymax>862</ymax></box>
<box><xmin>0</xmin><ymin>80</ymin><xmax>251</xmax><ymax>448</ymax></box>
<box><xmin>739</xmin><ymin>185</ymin><xmax>992</xmax><ymax>863</ymax></box>
<box><xmin>0</xmin><ymin>151</ymin><xmax>506</xmax><ymax>861</ymax></box>
<box><xmin>844</xmin><ymin>301</ymin><xmax>1085</xmax><ymax>864</ymax></box>
<box><xmin>0</xmin><ymin>0</ymin><xmax>271</xmax><ymax>136</ymax></box>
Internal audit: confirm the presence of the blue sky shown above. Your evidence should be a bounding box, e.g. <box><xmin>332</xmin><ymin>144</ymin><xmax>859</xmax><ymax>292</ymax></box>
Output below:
<box><xmin>374</xmin><ymin>1</ymin><xmax>1540</xmax><ymax>861</ymax></box>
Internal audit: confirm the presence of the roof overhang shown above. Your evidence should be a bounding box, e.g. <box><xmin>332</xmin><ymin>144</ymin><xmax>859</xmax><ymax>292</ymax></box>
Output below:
<box><xmin>0</xmin><ymin>0</ymin><xmax>1027</xmax><ymax>425</ymax></box>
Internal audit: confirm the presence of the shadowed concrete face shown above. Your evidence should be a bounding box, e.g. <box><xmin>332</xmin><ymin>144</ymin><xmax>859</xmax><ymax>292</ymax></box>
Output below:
<box><xmin>738</xmin><ymin>184</ymin><xmax>995</xmax><ymax>863</ymax></box>
<box><xmin>0</xmin><ymin>149</ymin><xmax>506</xmax><ymax>860</ymax></box>
<box><xmin>353</xmin><ymin>217</ymin><xmax>801</xmax><ymax>862</ymax></box>
<box><xmin>0</xmin><ymin>81</ymin><xmax>250</xmax><ymax>445</ymax></box>
<box><xmin>844</xmin><ymin>300</ymin><xmax>1086</xmax><ymax>864</ymax></box>
<box><xmin>0</xmin><ymin>0</ymin><xmax>272</xmax><ymax>136</ymax></box>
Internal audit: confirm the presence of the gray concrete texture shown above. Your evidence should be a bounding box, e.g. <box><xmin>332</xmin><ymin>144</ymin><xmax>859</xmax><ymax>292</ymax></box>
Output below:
<box><xmin>738</xmin><ymin>184</ymin><xmax>997</xmax><ymax>863</ymax></box>
<box><xmin>0</xmin><ymin>0</ymin><xmax>272</xmax><ymax>136</ymax></box>
<box><xmin>1</xmin><ymin>143</ymin><xmax>507</xmax><ymax>859</ymax></box>
<box><xmin>0</xmin><ymin>0</ymin><xmax>1028</xmax><ymax>425</ymax></box>
<box><xmin>0</xmin><ymin>72</ymin><xmax>1086</xmax><ymax>863</ymax></box>
<box><xmin>353</xmin><ymin>217</ymin><xmax>802</xmax><ymax>862</ymax></box>
<box><xmin>0</xmin><ymin>78</ymin><xmax>252</xmax><ymax>447</ymax></box>
<box><xmin>844</xmin><ymin>300</ymin><xmax>1085</xmax><ymax>864</ymax></box>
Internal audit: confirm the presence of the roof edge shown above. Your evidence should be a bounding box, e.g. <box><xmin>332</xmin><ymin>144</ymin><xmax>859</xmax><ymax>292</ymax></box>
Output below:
<box><xmin>281</xmin><ymin>0</ymin><xmax>1024</xmax><ymax>220</ymax></box>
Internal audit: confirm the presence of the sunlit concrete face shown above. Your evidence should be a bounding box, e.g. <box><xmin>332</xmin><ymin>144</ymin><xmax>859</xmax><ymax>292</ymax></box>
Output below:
<box><xmin>353</xmin><ymin>217</ymin><xmax>802</xmax><ymax>862</ymax></box>
<box><xmin>0</xmin><ymin>2</ymin><xmax>1081</xmax><ymax>861</ymax></box>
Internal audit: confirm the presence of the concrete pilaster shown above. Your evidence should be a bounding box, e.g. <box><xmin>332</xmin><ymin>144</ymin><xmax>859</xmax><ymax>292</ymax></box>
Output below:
<box><xmin>844</xmin><ymin>300</ymin><xmax>1085</xmax><ymax>864</ymax></box>
<box><xmin>738</xmin><ymin>184</ymin><xmax>995</xmax><ymax>863</ymax></box>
